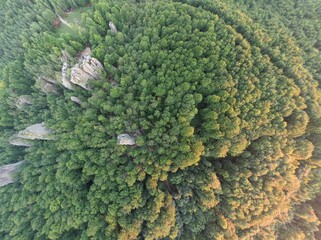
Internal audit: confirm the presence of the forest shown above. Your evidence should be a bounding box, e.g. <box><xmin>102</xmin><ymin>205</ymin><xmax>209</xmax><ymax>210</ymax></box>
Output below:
<box><xmin>0</xmin><ymin>0</ymin><xmax>321</xmax><ymax>239</ymax></box>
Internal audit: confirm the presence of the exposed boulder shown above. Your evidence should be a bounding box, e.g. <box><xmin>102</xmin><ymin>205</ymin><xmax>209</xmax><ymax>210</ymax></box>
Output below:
<box><xmin>17</xmin><ymin>122</ymin><xmax>53</xmax><ymax>140</ymax></box>
<box><xmin>70</xmin><ymin>96</ymin><xmax>82</xmax><ymax>105</ymax></box>
<box><xmin>9</xmin><ymin>135</ymin><xmax>32</xmax><ymax>147</ymax></box>
<box><xmin>0</xmin><ymin>161</ymin><xmax>24</xmax><ymax>187</ymax></box>
<box><xmin>36</xmin><ymin>76</ymin><xmax>60</xmax><ymax>95</ymax></box>
<box><xmin>9</xmin><ymin>123</ymin><xmax>53</xmax><ymax>146</ymax></box>
<box><xmin>109</xmin><ymin>21</ymin><xmax>118</xmax><ymax>33</ymax></box>
<box><xmin>70</xmin><ymin>55</ymin><xmax>104</xmax><ymax>90</ymax></box>
<box><xmin>117</xmin><ymin>134</ymin><xmax>136</xmax><ymax>145</ymax></box>
<box><xmin>16</xmin><ymin>95</ymin><xmax>32</xmax><ymax>109</ymax></box>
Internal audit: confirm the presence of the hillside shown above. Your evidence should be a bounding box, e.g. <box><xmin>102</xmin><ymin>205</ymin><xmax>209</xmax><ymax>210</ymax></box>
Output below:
<box><xmin>0</xmin><ymin>0</ymin><xmax>320</xmax><ymax>239</ymax></box>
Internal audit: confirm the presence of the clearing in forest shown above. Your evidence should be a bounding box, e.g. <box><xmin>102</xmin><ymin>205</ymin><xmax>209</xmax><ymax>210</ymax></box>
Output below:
<box><xmin>55</xmin><ymin>6</ymin><xmax>92</xmax><ymax>35</ymax></box>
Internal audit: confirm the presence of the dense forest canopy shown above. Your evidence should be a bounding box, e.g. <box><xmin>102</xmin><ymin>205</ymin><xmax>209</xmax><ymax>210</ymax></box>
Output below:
<box><xmin>0</xmin><ymin>0</ymin><xmax>321</xmax><ymax>239</ymax></box>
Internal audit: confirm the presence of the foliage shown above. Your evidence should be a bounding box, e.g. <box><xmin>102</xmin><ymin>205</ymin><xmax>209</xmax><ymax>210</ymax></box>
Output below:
<box><xmin>0</xmin><ymin>0</ymin><xmax>321</xmax><ymax>239</ymax></box>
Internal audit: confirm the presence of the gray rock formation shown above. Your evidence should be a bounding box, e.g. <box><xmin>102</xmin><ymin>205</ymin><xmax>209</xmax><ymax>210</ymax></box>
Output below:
<box><xmin>117</xmin><ymin>134</ymin><xmax>136</xmax><ymax>145</ymax></box>
<box><xmin>9</xmin><ymin>135</ymin><xmax>32</xmax><ymax>147</ymax></box>
<box><xmin>60</xmin><ymin>50</ymin><xmax>74</xmax><ymax>90</ymax></box>
<box><xmin>9</xmin><ymin>123</ymin><xmax>52</xmax><ymax>146</ymax></box>
<box><xmin>36</xmin><ymin>76</ymin><xmax>60</xmax><ymax>95</ymax></box>
<box><xmin>83</xmin><ymin>56</ymin><xmax>104</xmax><ymax>79</ymax></box>
<box><xmin>70</xmin><ymin>96</ymin><xmax>82</xmax><ymax>105</ymax></box>
<box><xmin>35</xmin><ymin>49</ymin><xmax>104</xmax><ymax>93</ymax></box>
<box><xmin>58</xmin><ymin>48</ymin><xmax>104</xmax><ymax>91</ymax></box>
<box><xmin>70</xmin><ymin>55</ymin><xmax>104</xmax><ymax>90</ymax></box>
<box><xmin>16</xmin><ymin>95</ymin><xmax>32</xmax><ymax>109</ymax></box>
<box><xmin>61</xmin><ymin>49</ymin><xmax>72</xmax><ymax>62</ymax></box>
<box><xmin>39</xmin><ymin>76</ymin><xmax>57</xmax><ymax>85</ymax></box>
<box><xmin>78</xmin><ymin>47</ymin><xmax>92</xmax><ymax>60</ymax></box>
<box><xmin>43</xmin><ymin>82</ymin><xmax>59</xmax><ymax>94</ymax></box>
<box><xmin>61</xmin><ymin>61</ymin><xmax>74</xmax><ymax>90</ymax></box>
<box><xmin>0</xmin><ymin>161</ymin><xmax>24</xmax><ymax>187</ymax></box>
<box><xmin>17</xmin><ymin>123</ymin><xmax>53</xmax><ymax>140</ymax></box>
<box><xmin>109</xmin><ymin>21</ymin><xmax>118</xmax><ymax>33</ymax></box>
<box><xmin>70</xmin><ymin>65</ymin><xmax>94</xmax><ymax>90</ymax></box>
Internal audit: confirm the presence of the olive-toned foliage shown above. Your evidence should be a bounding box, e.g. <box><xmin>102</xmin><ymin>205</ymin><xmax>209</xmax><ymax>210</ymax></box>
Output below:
<box><xmin>0</xmin><ymin>0</ymin><xmax>321</xmax><ymax>239</ymax></box>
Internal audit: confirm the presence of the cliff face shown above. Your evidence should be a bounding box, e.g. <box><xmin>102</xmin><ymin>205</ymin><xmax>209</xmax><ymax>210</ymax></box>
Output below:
<box><xmin>0</xmin><ymin>161</ymin><xmax>24</xmax><ymax>187</ymax></box>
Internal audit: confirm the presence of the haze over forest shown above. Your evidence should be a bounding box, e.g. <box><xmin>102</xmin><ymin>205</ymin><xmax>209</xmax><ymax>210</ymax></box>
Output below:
<box><xmin>0</xmin><ymin>0</ymin><xmax>321</xmax><ymax>239</ymax></box>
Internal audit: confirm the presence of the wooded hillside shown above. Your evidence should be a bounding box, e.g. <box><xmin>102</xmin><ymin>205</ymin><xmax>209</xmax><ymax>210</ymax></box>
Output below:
<box><xmin>0</xmin><ymin>0</ymin><xmax>320</xmax><ymax>239</ymax></box>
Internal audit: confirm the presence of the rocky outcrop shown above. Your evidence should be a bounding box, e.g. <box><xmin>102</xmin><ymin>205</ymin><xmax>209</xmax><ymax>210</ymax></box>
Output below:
<box><xmin>39</xmin><ymin>76</ymin><xmax>57</xmax><ymax>85</ymax></box>
<box><xmin>17</xmin><ymin>123</ymin><xmax>53</xmax><ymax>140</ymax></box>
<box><xmin>61</xmin><ymin>49</ymin><xmax>72</xmax><ymax>62</ymax></box>
<box><xmin>0</xmin><ymin>161</ymin><xmax>24</xmax><ymax>187</ymax></box>
<box><xmin>9</xmin><ymin>122</ymin><xmax>53</xmax><ymax>146</ymax></box>
<box><xmin>109</xmin><ymin>21</ymin><xmax>118</xmax><ymax>33</ymax></box>
<box><xmin>60</xmin><ymin>50</ymin><xmax>74</xmax><ymax>90</ymax></box>
<box><xmin>70</xmin><ymin>65</ymin><xmax>94</xmax><ymax>90</ymax></box>
<box><xmin>82</xmin><ymin>56</ymin><xmax>104</xmax><ymax>79</ymax></box>
<box><xmin>61</xmin><ymin>62</ymin><xmax>74</xmax><ymax>90</ymax></box>
<box><xmin>9</xmin><ymin>135</ymin><xmax>32</xmax><ymax>147</ymax></box>
<box><xmin>36</xmin><ymin>76</ymin><xmax>60</xmax><ymax>95</ymax></box>
<box><xmin>117</xmin><ymin>134</ymin><xmax>136</xmax><ymax>145</ymax></box>
<box><xmin>78</xmin><ymin>47</ymin><xmax>92</xmax><ymax>60</ymax></box>
<box><xmin>70</xmin><ymin>55</ymin><xmax>104</xmax><ymax>90</ymax></box>
<box><xmin>59</xmin><ymin>49</ymin><xmax>104</xmax><ymax>91</ymax></box>
<box><xmin>16</xmin><ymin>95</ymin><xmax>32</xmax><ymax>109</ymax></box>
<box><xmin>70</xmin><ymin>96</ymin><xmax>82</xmax><ymax>105</ymax></box>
